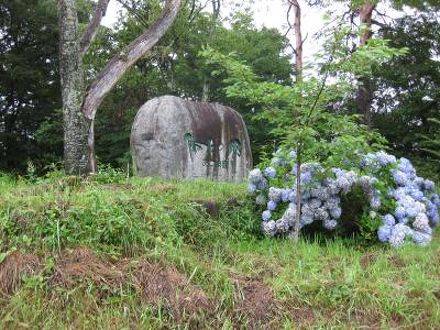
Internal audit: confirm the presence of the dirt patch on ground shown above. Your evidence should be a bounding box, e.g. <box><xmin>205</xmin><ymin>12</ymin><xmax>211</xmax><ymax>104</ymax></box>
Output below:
<box><xmin>352</xmin><ymin>309</ymin><xmax>382</xmax><ymax>329</ymax></box>
<box><xmin>388</xmin><ymin>254</ymin><xmax>405</xmax><ymax>268</ymax></box>
<box><xmin>133</xmin><ymin>260</ymin><xmax>210</xmax><ymax>322</ymax></box>
<box><xmin>0</xmin><ymin>252</ymin><xmax>42</xmax><ymax>297</ymax></box>
<box><xmin>1</xmin><ymin>247</ymin><xmax>212</xmax><ymax>324</ymax></box>
<box><xmin>50</xmin><ymin>247</ymin><xmax>125</xmax><ymax>288</ymax></box>
<box><xmin>360</xmin><ymin>253</ymin><xmax>378</xmax><ymax>270</ymax></box>
<box><xmin>49</xmin><ymin>249</ymin><xmax>211</xmax><ymax>322</ymax></box>
<box><xmin>232</xmin><ymin>274</ymin><xmax>275</xmax><ymax>326</ymax></box>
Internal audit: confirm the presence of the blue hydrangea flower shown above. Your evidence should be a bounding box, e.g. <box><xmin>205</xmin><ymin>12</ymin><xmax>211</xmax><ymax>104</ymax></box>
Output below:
<box><xmin>275</xmin><ymin>218</ymin><xmax>290</xmax><ymax>233</ymax></box>
<box><xmin>394</xmin><ymin>207</ymin><xmax>406</xmax><ymax>220</ymax></box>
<box><xmin>398</xmin><ymin>217</ymin><xmax>409</xmax><ymax>224</ymax></box>
<box><xmin>268</xmin><ymin>187</ymin><xmax>283</xmax><ymax>202</ymax></box>
<box><xmin>431</xmin><ymin>194</ymin><xmax>440</xmax><ymax>207</ymax></box>
<box><xmin>428</xmin><ymin>210</ymin><xmax>439</xmax><ymax>226</ymax></box>
<box><xmin>256</xmin><ymin>178</ymin><xmax>268</xmax><ymax>190</ymax></box>
<box><xmin>300</xmin><ymin>171</ymin><xmax>313</xmax><ymax>185</ymax></box>
<box><xmin>383</xmin><ymin>214</ymin><xmax>396</xmax><ymax>226</ymax></box>
<box><xmin>289</xmin><ymin>150</ymin><xmax>297</xmax><ymax>158</ymax></box>
<box><xmin>262</xmin><ymin>210</ymin><xmax>272</xmax><ymax>222</ymax></box>
<box><xmin>406</xmin><ymin>207</ymin><xmax>418</xmax><ymax>218</ymax></box>
<box><xmin>370</xmin><ymin>195</ymin><xmax>381</xmax><ymax>210</ymax></box>
<box><xmin>267</xmin><ymin>200</ymin><xmax>277</xmax><ymax>211</ymax></box>
<box><xmin>254</xmin><ymin>150</ymin><xmax>438</xmax><ymax>246</ymax></box>
<box><xmin>281</xmin><ymin>189</ymin><xmax>290</xmax><ymax>202</ymax></box>
<box><xmin>389</xmin><ymin>223</ymin><xmax>412</xmax><ymax>247</ymax></box>
<box><xmin>409</xmin><ymin>188</ymin><xmax>424</xmax><ymax>201</ymax></box>
<box><xmin>413</xmin><ymin>213</ymin><xmax>431</xmax><ymax>234</ymax></box>
<box><xmin>411</xmin><ymin>230</ymin><xmax>431</xmax><ymax>246</ymax></box>
<box><xmin>264</xmin><ymin>166</ymin><xmax>277</xmax><ymax>178</ymax></box>
<box><xmin>262</xmin><ymin>220</ymin><xmax>276</xmax><ymax>236</ymax></box>
<box><xmin>423</xmin><ymin>179</ymin><xmax>435</xmax><ymax>191</ymax></box>
<box><xmin>375</xmin><ymin>151</ymin><xmax>397</xmax><ymax>166</ymax></box>
<box><xmin>378</xmin><ymin>225</ymin><xmax>392</xmax><ymax>242</ymax></box>
<box><xmin>309</xmin><ymin>198</ymin><xmax>322</xmax><ymax>209</ymax></box>
<box><xmin>392</xmin><ymin>170</ymin><xmax>409</xmax><ymax>186</ymax></box>
<box><xmin>323</xmin><ymin>219</ymin><xmax>338</xmax><ymax>230</ymax></box>
<box><xmin>330</xmin><ymin>207</ymin><xmax>342</xmax><ymax>219</ymax></box>
<box><xmin>300</xmin><ymin>214</ymin><xmax>314</xmax><ymax>225</ymax></box>
<box><xmin>315</xmin><ymin>208</ymin><xmax>330</xmax><ymax>221</ymax></box>
<box><xmin>249</xmin><ymin>169</ymin><xmax>263</xmax><ymax>184</ymax></box>
<box><xmin>287</xmin><ymin>190</ymin><xmax>296</xmax><ymax>202</ymax></box>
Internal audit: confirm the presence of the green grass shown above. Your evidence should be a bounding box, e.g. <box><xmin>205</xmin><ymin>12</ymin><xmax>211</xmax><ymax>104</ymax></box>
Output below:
<box><xmin>1</xmin><ymin>171</ymin><xmax>439</xmax><ymax>328</ymax></box>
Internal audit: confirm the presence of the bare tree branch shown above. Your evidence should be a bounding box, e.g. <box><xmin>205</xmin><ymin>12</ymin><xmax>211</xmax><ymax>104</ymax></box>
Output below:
<box><xmin>79</xmin><ymin>0</ymin><xmax>111</xmax><ymax>58</ymax></box>
<box><xmin>82</xmin><ymin>0</ymin><xmax>182</xmax><ymax>120</ymax></box>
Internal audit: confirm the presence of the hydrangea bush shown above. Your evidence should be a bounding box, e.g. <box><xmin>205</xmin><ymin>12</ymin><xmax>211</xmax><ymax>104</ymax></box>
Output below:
<box><xmin>248</xmin><ymin>150</ymin><xmax>440</xmax><ymax>247</ymax></box>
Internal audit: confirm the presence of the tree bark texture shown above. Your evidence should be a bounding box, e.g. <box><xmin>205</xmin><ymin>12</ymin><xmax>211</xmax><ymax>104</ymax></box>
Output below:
<box><xmin>356</xmin><ymin>2</ymin><xmax>375</xmax><ymax>128</ymax></box>
<box><xmin>287</xmin><ymin>0</ymin><xmax>304</xmax><ymax>82</ymax></box>
<box><xmin>287</xmin><ymin>2</ymin><xmax>303</xmax><ymax>241</ymax></box>
<box><xmin>58</xmin><ymin>0</ymin><xmax>91</xmax><ymax>175</ymax></box>
<box><xmin>291</xmin><ymin>0</ymin><xmax>303</xmax><ymax>82</ymax></box>
<box><xmin>58</xmin><ymin>0</ymin><xmax>182</xmax><ymax>175</ymax></box>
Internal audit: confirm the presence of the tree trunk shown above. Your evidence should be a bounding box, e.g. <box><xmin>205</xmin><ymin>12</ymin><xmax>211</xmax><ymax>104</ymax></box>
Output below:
<box><xmin>289</xmin><ymin>145</ymin><xmax>301</xmax><ymax>242</ymax></box>
<box><xmin>58</xmin><ymin>0</ymin><xmax>181</xmax><ymax>175</ymax></box>
<box><xmin>287</xmin><ymin>1</ymin><xmax>303</xmax><ymax>241</ymax></box>
<box><xmin>58</xmin><ymin>0</ymin><xmax>91</xmax><ymax>175</ymax></box>
<box><xmin>356</xmin><ymin>2</ymin><xmax>375</xmax><ymax>128</ymax></box>
<box><xmin>291</xmin><ymin>0</ymin><xmax>303</xmax><ymax>82</ymax></box>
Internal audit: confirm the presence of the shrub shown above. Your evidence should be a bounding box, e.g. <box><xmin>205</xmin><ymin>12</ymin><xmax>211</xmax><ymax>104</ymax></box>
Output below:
<box><xmin>248</xmin><ymin>150</ymin><xmax>439</xmax><ymax>247</ymax></box>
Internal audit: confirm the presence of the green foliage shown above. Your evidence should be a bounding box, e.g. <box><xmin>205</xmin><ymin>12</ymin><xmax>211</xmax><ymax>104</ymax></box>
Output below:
<box><xmin>200</xmin><ymin>22</ymin><xmax>404</xmax><ymax>166</ymax></box>
<box><xmin>0</xmin><ymin>0</ymin><xmax>61</xmax><ymax>173</ymax></box>
<box><xmin>418</xmin><ymin>118</ymin><xmax>440</xmax><ymax>158</ymax></box>
<box><xmin>372</xmin><ymin>12</ymin><xmax>440</xmax><ymax>180</ymax></box>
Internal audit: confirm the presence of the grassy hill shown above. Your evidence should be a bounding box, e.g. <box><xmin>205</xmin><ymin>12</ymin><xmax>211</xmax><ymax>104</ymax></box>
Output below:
<box><xmin>0</xmin><ymin>170</ymin><xmax>439</xmax><ymax>328</ymax></box>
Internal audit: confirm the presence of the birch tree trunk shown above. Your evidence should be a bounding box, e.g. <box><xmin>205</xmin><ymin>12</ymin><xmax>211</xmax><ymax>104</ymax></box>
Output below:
<box><xmin>356</xmin><ymin>2</ymin><xmax>376</xmax><ymax>128</ymax></box>
<box><xmin>57</xmin><ymin>0</ymin><xmax>182</xmax><ymax>175</ymax></box>
<box><xmin>291</xmin><ymin>0</ymin><xmax>303</xmax><ymax>83</ymax></box>
<box><xmin>288</xmin><ymin>0</ymin><xmax>303</xmax><ymax>242</ymax></box>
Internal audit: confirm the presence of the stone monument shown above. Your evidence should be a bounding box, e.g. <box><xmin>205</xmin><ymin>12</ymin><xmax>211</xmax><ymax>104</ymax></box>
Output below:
<box><xmin>131</xmin><ymin>95</ymin><xmax>252</xmax><ymax>182</ymax></box>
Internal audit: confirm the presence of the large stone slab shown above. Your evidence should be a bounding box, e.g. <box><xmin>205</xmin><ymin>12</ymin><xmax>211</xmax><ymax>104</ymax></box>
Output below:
<box><xmin>131</xmin><ymin>95</ymin><xmax>252</xmax><ymax>182</ymax></box>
